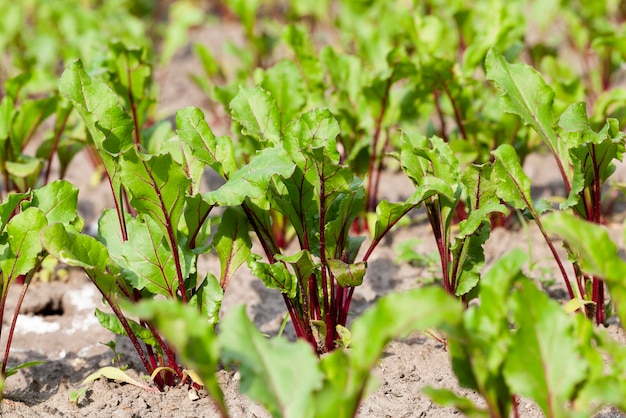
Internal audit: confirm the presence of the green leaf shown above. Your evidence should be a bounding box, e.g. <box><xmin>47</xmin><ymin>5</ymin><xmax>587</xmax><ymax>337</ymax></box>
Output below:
<box><xmin>327</xmin><ymin>259</ymin><xmax>366</xmax><ymax>287</ymax></box>
<box><xmin>122</xmin><ymin>215</ymin><xmax>184</xmax><ymax>297</ymax></box>
<box><xmin>95</xmin><ymin>308</ymin><xmax>157</xmax><ymax>347</ymax></box>
<box><xmin>213</xmin><ymin>207</ymin><xmax>251</xmax><ymax>289</ymax></box>
<box><xmin>248</xmin><ymin>255</ymin><xmax>297</xmax><ymax>298</ymax></box>
<box><xmin>220</xmin><ymin>305</ymin><xmax>324</xmax><ymax>418</ymax></box>
<box><xmin>119</xmin><ymin>149</ymin><xmax>190</xmax><ymax>240</ymax></box>
<box><xmin>0</xmin><ymin>192</ymin><xmax>29</xmax><ymax>229</ymax></box>
<box><xmin>204</xmin><ymin>147</ymin><xmax>296</xmax><ymax>206</ymax></box>
<box><xmin>41</xmin><ymin>223</ymin><xmax>117</xmax><ymax>295</ymax></box>
<box><xmin>1</xmin><ymin>207</ymin><xmax>47</xmax><ymax>281</ymax></box>
<box><xmin>230</xmin><ymin>86</ymin><xmax>281</xmax><ymax>144</ymax></box>
<box><xmin>59</xmin><ymin>60</ymin><xmax>134</xmax><ymax>156</ymax></box>
<box><xmin>189</xmin><ymin>272</ymin><xmax>223</xmax><ymax>325</ymax></box>
<box><xmin>176</xmin><ymin>106</ymin><xmax>237</xmax><ymax>178</ymax></box>
<box><xmin>261</xmin><ymin>60</ymin><xmax>306</xmax><ymax>128</ymax></box>
<box><xmin>485</xmin><ymin>48</ymin><xmax>559</xmax><ymax>157</ymax></box>
<box><xmin>30</xmin><ymin>180</ymin><xmax>78</xmax><ymax>224</ymax></box>
<box><xmin>492</xmin><ymin>144</ymin><xmax>533</xmax><ymax>210</ymax></box>
<box><xmin>504</xmin><ymin>279</ymin><xmax>587</xmax><ymax>417</ymax></box>
<box><xmin>543</xmin><ymin>212</ymin><xmax>626</xmax><ymax>325</ymax></box>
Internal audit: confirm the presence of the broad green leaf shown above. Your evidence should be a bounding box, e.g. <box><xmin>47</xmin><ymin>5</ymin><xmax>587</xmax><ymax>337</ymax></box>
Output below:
<box><xmin>230</xmin><ymin>86</ymin><xmax>281</xmax><ymax>144</ymax></box>
<box><xmin>107</xmin><ymin>41</ymin><xmax>153</xmax><ymax>129</ymax></box>
<box><xmin>370</xmin><ymin>200</ymin><xmax>419</xmax><ymax>246</ymax></box>
<box><xmin>492</xmin><ymin>144</ymin><xmax>533</xmax><ymax>210</ymax></box>
<box><xmin>324</xmin><ymin>178</ymin><xmax>365</xmax><ymax>259</ymax></box>
<box><xmin>1</xmin><ymin>207</ymin><xmax>47</xmax><ymax>281</ymax></box>
<box><xmin>213</xmin><ymin>207</ymin><xmax>251</xmax><ymax>289</ymax></box>
<box><xmin>284</xmin><ymin>108</ymin><xmax>341</xmax><ymax>166</ymax></box>
<box><xmin>30</xmin><ymin>180</ymin><xmax>78</xmax><ymax>224</ymax></box>
<box><xmin>248</xmin><ymin>256</ymin><xmax>297</xmax><ymax>298</ymax></box>
<box><xmin>5</xmin><ymin>157</ymin><xmax>43</xmax><ymax>192</ymax></box>
<box><xmin>452</xmin><ymin>224</ymin><xmax>490</xmax><ymax>296</ymax></box>
<box><xmin>350</xmin><ymin>287</ymin><xmax>462</xmax><ymax>374</ymax></box>
<box><xmin>204</xmin><ymin>147</ymin><xmax>296</xmax><ymax>206</ymax></box>
<box><xmin>0</xmin><ymin>192</ymin><xmax>29</xmax><ymax>229</ymax></box>
<box><xmin>220</xmin><ymin>305</ymin><xmax>323</xmax><ymax>418</ymax></box>
<box><xmin>130</xmin><ymin>299</ymin><xmax>226</xmax><ymax>414</ymax></box>
<box><xmin>97</xmin><ymin>209</ymin><xmax>131</xmax><ymax>266</ymax></box>
<box><xmin>41</xmin><ymin>223</ymin><xmax>108</xmax><ymax>270</ymax></box>
<box><xmin>10</xmin><ymin>97</ymin><xmax>56</xmax><ymax>153</ymax></box>
<box><xmin>261</xmin><ymin>60</ymin><xmax>306</xmax><ymax>128</ymax></box>
<box><xmin>282</xmin><ymin>25</ymin><xmax>325</xmax><ymax>91</ymax></box>
<box><xmin>485</xmin><ymin>48</ymin><xmax>559</xmax><ymax>157</ymax></box>
<box><xmin>59</xmin><ymin>60</ymin><xmax>134</xmax><ymax>156</ymax></box>
<box><xmin>327</xmin><ymin>259</ymin><xmax>366</xmax><ymax>287</ymax></box>
<box><xmin>275</xmin><ymin>250</ymin><xmax>316</xmax><ymax>284</ymax></box>
<box><xmin>543</xmin><ymin>212</ymin><xmax>626</xmax><ymax>324</ymax></box>
<box><xmin>119</xmin><ymin>149</ymin><xmax>190</xmax><ymax>241</ymax></box>
<box><xmin>41</xmin><ymin>223</ymin><xmax>118</xmax><ymax>295</ymax></box>
<box><xmin>504</xmin><ymin>279</ymin><xmax>587</xmax><ymax>417</ymax></box>
<box><xmin>189</xmin><ymin>272</ymin><xmax>223</xmax><ymax>325</ymax></box>
<box><xmin>121</xmin><ymin>216</ymin><xmax>182</xmax><ymax>297</ymax></box>
<box><xmin>95</xmin><ymin>308</ymin><xmax>157</xmax><ymax>347</ymax></box>
<box><xmin>176</xmin><ymin>106</ymin><xmax>237</xmax><ymax>178</ymax></box>
<box><xmin>182</xmin><ymin>194</ymin><xmax>213</xmax><ymax>253</ymax></box>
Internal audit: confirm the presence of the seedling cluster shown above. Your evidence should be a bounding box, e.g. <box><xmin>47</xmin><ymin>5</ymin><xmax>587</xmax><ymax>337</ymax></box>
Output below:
<box><xmin>1</xmin><ymin>0</ymin><xmax>626</xmax><ymax>417</ymax></box>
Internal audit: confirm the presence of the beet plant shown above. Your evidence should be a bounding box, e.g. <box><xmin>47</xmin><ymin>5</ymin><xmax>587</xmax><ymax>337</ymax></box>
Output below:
<box><xmin>41</xmin><ymin>45</ymin><xmax>232</xmax><ymax>391</ymax></box>
<box><xmin>487</xmin><ymin>47</ymin><xmax>625</xmax><ymax>324</ymax></box>
<box><xmin>0</xmin><ymin>180</ymin><xmax>81</xmax><ymax>399</ymax></box>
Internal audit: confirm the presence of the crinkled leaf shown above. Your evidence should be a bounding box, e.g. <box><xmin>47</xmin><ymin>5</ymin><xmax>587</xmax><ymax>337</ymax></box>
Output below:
<box><xmin>59</xmin><ymin>60</ymin><xmax>134</xmax><ymax>156</ymax></box>
<box><xmin>230</xmin><ymin>86</ymin><xmax>281</xmax><ymax>144</ymax></box>
<box><xmin>220</xmin><ymin>305</ymin><xmax>323</xmax><ymax>418</ymax></box>
<box><xmin>504</xmin><ymin>279</ymin><xmax>587</xmax><ymax>417</ymax></box>
<box><xmin>328</xmin><ymin>259</ymin><xmax>366</xmax><ymax>287</ymax></box>
<box><xmin>213</xmin><ymin>207</ymin><xmax>251</xmax><ymax>289</ymax></box>
<box><xmin>452</xmin><ymin>223</ymin><xmax>491</xmax><ymax>296</ymax></box>
<box><xmin>283</xmin><ymin>108</ymin><xmax>342</xmax><ymax>168</ymax></box>
<box><xmin>204</xmin><ymin>147</ymin><xmax>295</xmax><ymax>206</ymax></box>
<box><xmin>248</xmin><ymin>256</ymin><xmax>297</xmax><ymax>298</ymax></box>
<box><xmin>176</xmin><ymin>106</ymin><xmax>237</xmax><ymax>178</ymax></box>
<box><xmin>275</xmin><ymin>250</ymin><xmax>316</xmax><ymax>283</ymax></box>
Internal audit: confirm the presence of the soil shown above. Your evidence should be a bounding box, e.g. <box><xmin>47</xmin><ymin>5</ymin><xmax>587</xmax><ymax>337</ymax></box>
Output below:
<box><xmin>2</xmin><ymin>22</ymin><xmax>626</xmax><ymax>418</ymax></box>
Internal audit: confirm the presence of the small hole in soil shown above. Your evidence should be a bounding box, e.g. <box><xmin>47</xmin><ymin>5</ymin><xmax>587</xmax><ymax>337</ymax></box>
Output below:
<box><xmin>34</xmin><ymin>299</ymin><xmax>64</xmax><ymax>316</ymax></box>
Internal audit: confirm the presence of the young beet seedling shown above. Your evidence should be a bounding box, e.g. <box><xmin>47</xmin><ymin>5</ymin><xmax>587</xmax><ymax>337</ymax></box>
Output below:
<box><xmin>0</xmin><ymin>180</ymin><xmax>81</xmax><ymax>399</ymax></box>
<box><xmin>486</xmin><ymin>47</ymin><xmax>626</xmax><ymax>324</ymax></box>
<box><xmin>46</xmin><ymin>44</ymin><xmax>231</xmax><ymax>391</ymax></box>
